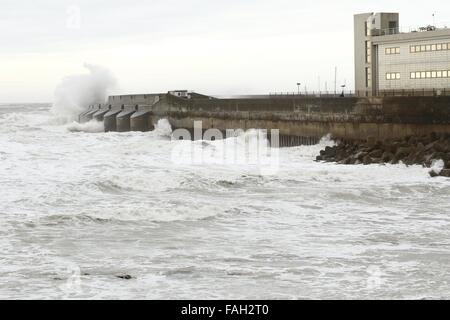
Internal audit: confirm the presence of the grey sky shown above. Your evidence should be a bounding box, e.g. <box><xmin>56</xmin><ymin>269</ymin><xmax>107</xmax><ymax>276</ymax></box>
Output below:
<box><xmin>0</xmin><ymin>0</ymin><xmax>449</xmax><ymax>102</ymax></box>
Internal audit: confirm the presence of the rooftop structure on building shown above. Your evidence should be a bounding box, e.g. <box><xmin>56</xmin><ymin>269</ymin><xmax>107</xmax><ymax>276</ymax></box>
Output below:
<box><xmin>355</xmin><ymin>12</ymin><xmax>450</xmax><ymax>96</ymax></box>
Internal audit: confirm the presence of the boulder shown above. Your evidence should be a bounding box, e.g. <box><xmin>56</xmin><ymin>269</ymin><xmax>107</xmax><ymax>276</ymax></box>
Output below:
<box><xmin>429</xmin><ymin>170</ymin><xmax>439</xmax><ymax>177</ymax></box>
<box><xmin>381</xmin><ymin>151</ymin><xmax>394</xmax><ymax>163</ymax></box>
<box><xmin>363</xmin><ymin>155</ymin><xmax>372</xmax><ymax>165</ymax></box>
<box><xmin>369</xmin><ymin>149</ymin><xmax>383</xmax><ymax>158</ymax></box>
<box><xmin>440</xmin><ymin>169</ymin><xmax>450</xmax><ymax>177</ymax></box>
<box><xmin>434</xmin><ymin>142</ymin><xmax>448</xmax><ymax>153</ymax></box>
<box><xmin>324</xmin><ymin>146</ymin><xmax>337</xmax><ymax>157</ymax></box>
<box><xmin>356</xmin><ymin>151</ymin><xmax>368</xmax><ymax>161</ymax></box>
<box><xmin>395</xmin><ymin>147</ymin><xmax>412</xmax><ymax>160</ymax></box>
<box><xmin>416</xmin><ymin>142</ymin><xmax>425</xmax><ymax>151</ymax></box>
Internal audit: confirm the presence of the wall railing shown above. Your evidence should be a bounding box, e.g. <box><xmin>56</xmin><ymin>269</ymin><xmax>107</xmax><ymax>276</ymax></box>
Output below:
<box><xmin>269</xmin><ymin>88</ymin><xmax>450</xmax><ymax>98</ymax></box>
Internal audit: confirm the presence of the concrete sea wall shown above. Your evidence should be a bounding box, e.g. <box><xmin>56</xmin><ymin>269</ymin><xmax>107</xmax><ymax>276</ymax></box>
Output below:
<box><xmin>80</xmin><ymin>93</ymin><xmax>450</xmax><ymax>145</ymax></box>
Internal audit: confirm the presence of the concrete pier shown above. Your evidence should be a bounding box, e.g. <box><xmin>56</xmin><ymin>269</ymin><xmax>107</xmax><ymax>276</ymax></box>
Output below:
<box><xmin>79</xmin><ymin>93</ymin><xmax>450</xmax><ymax>143</ymax></box>
<box><xmin>104</xmin><ymin>105</ymin><xmax>124</xmax><ymax>132</ymax></box>
<box><xmin>116</xmin><ymin>105</ymin><xmax>138</xmax><ymax>132</ymax></box>
<box><xmin>84</xmin><ymin>104</ymin><xmax>102</xmax><ymax>122</ymax></box>
<box><xmin>93</xmin><ymin>105</ymin><xmax>112</xmax><ymax>122</ymax></box>
<box><xmin>130</xmin><ymin>106</ymin><xmax>154</xmax><ymax>132</ymax></box>
<box><xmin>78</xmin><ymin>105</ymin><xmax>94</xmax><ymax>122</ymax></box>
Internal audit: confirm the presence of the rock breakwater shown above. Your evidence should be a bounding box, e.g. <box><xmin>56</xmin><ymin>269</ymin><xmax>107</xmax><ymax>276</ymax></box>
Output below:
<box><xmin>316</xmin><ymin>133</ymin><xmax>450</xmax><ymax>177</ymax></box>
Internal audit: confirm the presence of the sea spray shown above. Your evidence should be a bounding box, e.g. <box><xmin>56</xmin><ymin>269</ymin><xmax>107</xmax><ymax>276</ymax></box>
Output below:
<box><xmin>51</xmin><ymin>64</ymin><xmax>117</xmax><ymax>123</ymax></box>
<box><xmin>154</xmin><ymin>118</ymin><xmax>173</xmax><ymax>137</ymax></box>
<box><xmin>430</xmin><ymin>159</ymin><xmax>445</xmax><ymax>175</ymax></box>
<box><xmin>66</xmin><ymin>120</ymin><xmax>105</xmax><ymax>133</ymax></box>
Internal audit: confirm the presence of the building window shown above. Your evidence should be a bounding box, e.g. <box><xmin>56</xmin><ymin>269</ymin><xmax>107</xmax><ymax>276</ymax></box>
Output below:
<box><xmin>386</xmin><ymin>72</ymin><xmax>400</xmax><ymax>80</ymax></box>
<box><xmin>365</xmin><ymin>41</ymin><xmax>371</xmax><ymax>63</ymax></box>
<box><xmin>366</xmin><ymin>67</ymin><xmax>372</xmax><ymax>87</ymax></box>
<box><xmin>385</xmin><ymin>47</ymin><xmax>400</xmax><ymax>55</ymax></box>
<box><xmin>411</xmin><ymin>42</ymin><xmax>450</xmax><ymax>53</ymax></box>
<box><xmin>411</xmin><ymin>70</ymin><xmax>450</xmax><ymax>79</ymax></box>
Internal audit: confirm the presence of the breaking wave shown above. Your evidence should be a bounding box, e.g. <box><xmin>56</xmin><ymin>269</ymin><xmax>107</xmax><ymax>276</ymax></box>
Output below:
<box><xmin>66</xmin><ymin>120</ymin><xmax>104</xmax><ymax>133</ymax></box>
<box><xmin>51</xmin><ymin>64</ymin><xmax>117</xmax><ymax>124</ymax></box>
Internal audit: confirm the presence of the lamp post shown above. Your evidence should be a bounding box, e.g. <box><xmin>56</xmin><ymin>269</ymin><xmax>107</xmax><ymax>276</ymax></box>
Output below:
<box><xmin>297</xmin><ymin>83</ymin><xmax>301</xmax><ymax>95</ymax></box>
<box><xmin>340</xmin><ymin>84</ymin><xmax>346</xmax><ymax>97</ymax></box>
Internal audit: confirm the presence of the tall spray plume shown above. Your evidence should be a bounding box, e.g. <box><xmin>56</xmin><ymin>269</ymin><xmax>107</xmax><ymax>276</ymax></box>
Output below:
<box><xmin>51</xmin><ymin>64</ymin><xmax>117</xmax><ymax>123</ymax></box>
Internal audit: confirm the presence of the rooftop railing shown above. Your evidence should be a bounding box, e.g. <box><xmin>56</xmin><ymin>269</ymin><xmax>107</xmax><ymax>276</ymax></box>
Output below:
<box><xmin>373</xmin><ymin>24</ymin><xmax>450</xmax><ymax>37</ymax></box>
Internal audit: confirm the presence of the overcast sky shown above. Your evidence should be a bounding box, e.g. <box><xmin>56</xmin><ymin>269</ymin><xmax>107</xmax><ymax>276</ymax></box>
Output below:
<box><xmin>1</xmin><ymin>0</ymin><xmax>449</xmax><ymax>102</ymax></box>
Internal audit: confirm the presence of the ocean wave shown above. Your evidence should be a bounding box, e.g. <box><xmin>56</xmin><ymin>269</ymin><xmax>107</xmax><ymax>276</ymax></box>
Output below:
<box><xmin>66</xmin><ymin>120</ymin><xmax>104</xmax><ymax>133</ymax></box>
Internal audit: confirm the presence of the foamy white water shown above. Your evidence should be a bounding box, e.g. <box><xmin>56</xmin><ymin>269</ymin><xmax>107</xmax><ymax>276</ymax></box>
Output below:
<box><xmin>1</xmin><ymin>104</ymin><xmax>450</xmax><ymax>300</ymax></box>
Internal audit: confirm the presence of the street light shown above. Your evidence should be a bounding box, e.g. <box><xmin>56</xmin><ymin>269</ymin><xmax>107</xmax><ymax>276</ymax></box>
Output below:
<box><xmin>297</xmin><ymin>83</ymin><xmax>301</xmax><ymax>95</ymax></box>
<box><xmin>340</xmin><ymin>84</ymin><xmax>346</xmax><ymax>97</ymax></box>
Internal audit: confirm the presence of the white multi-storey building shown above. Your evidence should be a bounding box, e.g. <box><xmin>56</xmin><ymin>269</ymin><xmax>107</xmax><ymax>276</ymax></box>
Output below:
<box><xmin>355</xmin><ymin>12</ymin><xmax>450</xmax><ymax>95</ymax></box>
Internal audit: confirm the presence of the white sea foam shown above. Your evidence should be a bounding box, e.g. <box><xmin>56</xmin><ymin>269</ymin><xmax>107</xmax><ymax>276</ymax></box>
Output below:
<box><xmin>430</xmin><ymin>159</ymin><xmax>445</xmax><ymax>174</ymax></box>
<box><xmin>66</xmin><ymin>120</ymin><xmax>105</xmax><ymax>133</ymax></box>
<box><xmin>154</xmin><ymin>118</ymin><xmax>173</xmax><ymax>137</ymax></box>
<box><xmin>1</xmin><ymin>104</ymin><xmax>450</xmax><ymax>300</ymax></box>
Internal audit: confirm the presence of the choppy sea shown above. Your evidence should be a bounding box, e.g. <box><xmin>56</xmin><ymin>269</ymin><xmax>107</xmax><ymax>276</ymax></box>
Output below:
<box><xmin>1</xmin><ymin>103</ymin><xmax>450</xmax><ymax>299</ymax></box>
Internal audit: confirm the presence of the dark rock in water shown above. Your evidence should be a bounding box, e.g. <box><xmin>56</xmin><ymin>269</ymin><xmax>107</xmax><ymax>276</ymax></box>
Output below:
<box><xmin>382</xmin><ymin>142</ymin><xmax>396</xmax><ymax>154</ymax></box>
<box><xmin>117</xmin><ymin>275</ymin><xmax>133</xmax><ymax>280</ymax></box>
<box><xmin>440</xmin><ymin>169</ymin><xmax>450</xmax><ymax>177</ymax></box>
<box><xmin>429</xmin><ymin>170</ymin><xmax>439</xmax><ymax>177</ymax></box>
<box><xmin>324</xmin><ymin>146</ymin><xmax>336</xmax><ymax>157</ymax></box>
<box><xmin>355</xmin><ymin>151</ymin><xmax>368</xmax><ymax>161</ymax></box>
<box><xmin>339</xmin><ymin>156</ymin><xmax>353</xmax><ymax>165</ymax></box>
<box><xmin>390</xmin><ymin>157</ymin><xmax>400</xmax><ymax>165</ymax></box>
<box><xmin>434</xmin><ymin>142</ymin><xmax>449</xmax><ymax>153</ymax></box>
<box><xmin>416</xmin><ymin>142</ymin><xmax>425</xmax><ymax>151</ymax></box>
<box><xmin>424</xmin><ymin>141</ymin><xmax>438</xmax><ymax>152</ymax></box>
<box><xmin>382</xmin><ymin>151</ymin><xmax>394</xmax><ymax>162</ymax></box>
<box><xmin>395</xmin><ymin>147</ymin><xmax>412</xmax><ymax>159</ymax></box>
<box><xmin>362</xmin><ymin>155</ymin><xmax>372</xmax><ymax>165</ymax></box>
<box><xmin>315</xmin><ymin>134</ymin><xmax>450</xmax><ymax>177</ymax></box>
<box><xmin>369</xmin><ymin>149</ymin><xmax>383</xmax><ymax>158</ymax></box>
